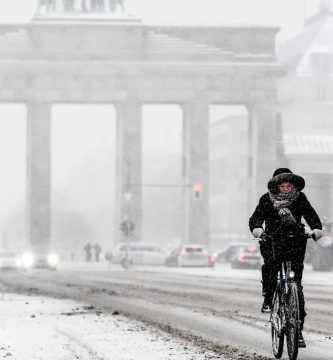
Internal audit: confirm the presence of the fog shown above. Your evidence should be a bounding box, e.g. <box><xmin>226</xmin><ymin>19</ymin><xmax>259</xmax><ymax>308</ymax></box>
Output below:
<box><xmin>0</xmin><ymin>0</ymin><xmax>332</xmax><ymax>259</ymax></box>
<box><xmin>0</xmin><ymin>3</ymin><xmax>333</xmax><ymax>360</ymax></box>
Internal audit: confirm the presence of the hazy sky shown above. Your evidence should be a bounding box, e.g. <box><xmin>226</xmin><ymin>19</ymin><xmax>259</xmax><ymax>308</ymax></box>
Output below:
<box><xmin>0</xmin><ymin>0</ymin><xmax>328</xmax><ymax>243</ymax></box>
<box><xmin>0</xmin><ymin>0</ymin><xmax>325</xmax><ymax>42</ymax></box>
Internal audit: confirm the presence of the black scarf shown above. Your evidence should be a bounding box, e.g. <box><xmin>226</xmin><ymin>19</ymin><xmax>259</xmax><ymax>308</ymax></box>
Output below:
<box><xmin>269</xmin><ymin>188</ymin><xmax>299</xmax><ymax>224</ymax></box>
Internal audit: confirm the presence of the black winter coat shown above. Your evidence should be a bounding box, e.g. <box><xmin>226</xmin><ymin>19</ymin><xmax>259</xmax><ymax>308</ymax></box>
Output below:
<box><xmin>249</xmin><ymin>192</ymin><xmax>322</xmax><ymax>236</ymax></box>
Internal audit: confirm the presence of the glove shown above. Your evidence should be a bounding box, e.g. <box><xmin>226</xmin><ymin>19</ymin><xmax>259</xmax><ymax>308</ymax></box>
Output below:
<box><xmin>312</xmin><ymin>229</ymin><xmax>323</xmax><ymax>241</ymax></box>
<box><xmin>252</xmin><ymin>228</ymin><xmax>264</xmax><ymax>239</ymax></box>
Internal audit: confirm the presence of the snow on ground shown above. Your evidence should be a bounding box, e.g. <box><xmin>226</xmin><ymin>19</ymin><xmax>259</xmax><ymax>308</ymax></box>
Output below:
<box><xmin>0</xmin><ymin>292</ymin><xmax>222</xmax><ymax>360</ymax></box>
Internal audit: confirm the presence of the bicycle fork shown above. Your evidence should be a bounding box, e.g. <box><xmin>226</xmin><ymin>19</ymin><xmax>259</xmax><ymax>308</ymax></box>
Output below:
<box><xmin>283</xmin><ymin>262</ymin><xmax>302</xmax><ymax>331</ymax></box>
<box><xmin>271</xmin><ymin>263</ymin><xmax>290</xmax><ymax>337</ymax></box>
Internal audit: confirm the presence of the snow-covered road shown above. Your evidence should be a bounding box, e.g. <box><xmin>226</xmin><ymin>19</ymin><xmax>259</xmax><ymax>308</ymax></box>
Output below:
<box><xmin>0</xmin><ymin>293</ymin><xmax>222</xmax><ymax>360</ymax></box>
<box><xmin>0</xmin><ymin>263</ymin><xmax>332</xmax><ymax>360</ymax></box>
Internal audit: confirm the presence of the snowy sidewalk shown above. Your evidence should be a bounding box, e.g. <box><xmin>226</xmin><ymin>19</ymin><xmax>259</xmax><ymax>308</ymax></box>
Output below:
<box><xmin>0</xmin><ymin>293</ymin><xmax>221</xmax><ymax>360</ymax></box>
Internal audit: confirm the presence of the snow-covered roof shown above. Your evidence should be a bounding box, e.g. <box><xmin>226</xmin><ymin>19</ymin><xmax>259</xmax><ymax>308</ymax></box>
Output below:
<box><xmin>0</xmin><ymin>29</ymin><xmax>34</xmax><ymax>58</ymax></box>
<box><xmin>0</xmin><ymin>25</ymin><xmax>276</xmax><ymax>63</ymax></box>
<box><xmin>284</xmin><ymin>134</ymin><xmax>333</xmax><ymax>155</ymax></box>
<box><xmin>143</xmin><ymin>30</ymin><xmax>234</xmax><ymax>62</ymax></box>
<box><xmin>278</xmin><ymin>9</ymin><xmax>333</xmax><ymax>75</ymax></box>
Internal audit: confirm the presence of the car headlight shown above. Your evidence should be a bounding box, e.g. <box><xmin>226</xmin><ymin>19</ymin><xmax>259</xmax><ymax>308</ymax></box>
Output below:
<box><xmin>15</xmin><ymin>258</ymin><xmax>22</xmax><ymax>267</ymax></box>
<box><xmin>21</xmin><ymin>252</ymin><xmax>34</xmax><ymax>268</ymax></box>
<box><xmin>47</xmin><ymin>253</ymin><xmax>59</xmax><ymax>266</ymax></box>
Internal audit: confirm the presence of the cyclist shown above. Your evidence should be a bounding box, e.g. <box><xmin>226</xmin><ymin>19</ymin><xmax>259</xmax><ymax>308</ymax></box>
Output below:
<box><xmin>249</xmin><ymin>168</ymin><xmax>322</xmax><ymax>347</ymax></box>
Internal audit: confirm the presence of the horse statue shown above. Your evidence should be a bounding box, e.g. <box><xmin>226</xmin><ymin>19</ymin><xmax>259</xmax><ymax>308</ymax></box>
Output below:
<box><xmin>91</xmin><ymin>0</ymin><xmax>106</xmax><ymax>12</ymax></box>
<box><xmin>37</xmin><ymin>0</ymin><xmax>125</xmax><ymax>13</ymax></box>
<box><xmin>37</xmin><ymin>0</ymin><xmax>57</xmax><ymax>13</ymax></box>
<box><xmin>109</xmin><ymin>0</ymin><xmax>124</xmax><ymax>13</ymax></box>
<box><xmin>81</xmin><ymin>0</ymin><xmax>88</xmax><ymax>11</ymax></box>
<box><xmin>63</xmin><ymin>0</ymin><xmax>75</xmax><ymax>11</ymax></box>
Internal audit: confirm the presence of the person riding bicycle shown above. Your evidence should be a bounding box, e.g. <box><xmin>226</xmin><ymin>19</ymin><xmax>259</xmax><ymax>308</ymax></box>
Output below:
<box><xmin>249</xmin><ymin>168</ymin><xmax>322</xmax><ymax>347</ymax></box>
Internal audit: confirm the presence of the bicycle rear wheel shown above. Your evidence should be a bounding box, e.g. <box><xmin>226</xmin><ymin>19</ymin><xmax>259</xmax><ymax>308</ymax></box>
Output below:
<box><xmin>271</xmin><ymin>291</ymin><xmax>284</xmax><ymax>359</ymax></box>
<box><xmin>286</xmin><ymin>282</ymin><xmax>300</xmax><ymax>360</ymax></box>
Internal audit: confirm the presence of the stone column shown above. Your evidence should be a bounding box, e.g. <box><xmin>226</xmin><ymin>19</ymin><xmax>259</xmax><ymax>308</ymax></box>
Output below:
<box><xmin>182</xmin><ymin>102</ymin><xmax>210</xmax><ymax>247</ymax></box>
<box><xmin>115</xmin><ymin>101</ymin><xmax>142</xmax><ymax>246</ymax></box>
<box><xmin>248</xmin><ymin>104</ymin><xmax>280</xmax><ymax>209</ymax></box>
<box><xmin>26</xmin><ymin>102</ymin><xmax>52</xmax><ymax>249</ymax></box>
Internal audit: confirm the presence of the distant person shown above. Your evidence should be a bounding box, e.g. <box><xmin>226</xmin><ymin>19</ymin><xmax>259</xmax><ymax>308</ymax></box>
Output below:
<box><xmin>70</xmin><ymin>252</ymin><xmax>75</xmax><ymax>262</ymax></box>
<box><xmin>105</xmin><ymin>251</ymin><xmax>113</xmax><ymax>264</ymax></box>
<box><xmin>83</xmin><ymin>242</ymin><xmax>92</xmax><ymax>262</ymax></box>
<box><xmin>93</xmin><ymin>243</ymin><xmax>102</xmax><ymax>262</ymax></box>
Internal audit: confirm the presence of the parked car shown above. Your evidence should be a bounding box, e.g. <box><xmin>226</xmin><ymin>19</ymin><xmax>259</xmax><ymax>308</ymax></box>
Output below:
<box><xmin>113</xmin><ymin>242</ymin><xmax>168</xmax><ymax>266</ymax></box>
<box><xmin>0</xmin><ymin>251</ymin><xmax>21</xmax><ymax>270</ymax></box>
<box><xmin>305</xmin><ymin>221</ymin><xmax>333</xmax><ymax>272</ymax></box>
<box><xmin>230</xmin><ymin>245</ymin><xmax>261</xmax><ymax>269</ymax></box>
<box><xmin>165</xmin><ymin>244</ymin><xmax>215</xmax><ymax>267</ymax></box>
<box><xmin>311</xmin><ymin>236</ymin><xmax>333</xmax><ymax>271</ymax></box>
<box><xmin>214</xmin><ymin>243</ymin><xmax>254</xmax><ymax>263</ymax></box>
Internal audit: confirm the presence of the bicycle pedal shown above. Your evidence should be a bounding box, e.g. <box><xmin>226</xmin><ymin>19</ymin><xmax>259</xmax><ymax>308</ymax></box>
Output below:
<box><xmin>298</xmin><ymin>333</ymin><xmax>306</xmax><ymax>348</ymax></box>
<box><xmin>261</xmin><ymin>306</ymin><xmax>272</xmax><ymax>313</ymax></box>
<box><xmin>298</xmin><ymin>340</ymin><xmax>306</xmax><ymax>348</ymax></box>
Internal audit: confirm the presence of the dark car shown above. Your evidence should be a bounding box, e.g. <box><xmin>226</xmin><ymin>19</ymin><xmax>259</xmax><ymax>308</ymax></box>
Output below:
<box><xmin>230</xmin><ymin>245</ymin><xmax>261</xmax><ymax>269</ymax></box>
<box><xmin>306</xmin><ymin>221</ymin><xmax>333</xmax><ymax>271</ymax></box>
<box><xmin>165</xmin><ymin>244</ymin><xmax>215</xmax><ymax>267</ymax></box>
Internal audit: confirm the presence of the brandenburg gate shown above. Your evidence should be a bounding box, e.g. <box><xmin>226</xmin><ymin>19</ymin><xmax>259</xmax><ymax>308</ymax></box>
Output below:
<box><xmin>0</xmin><ymin>4</ymin><xmax>284</xmax><ymax>249</ymax></box>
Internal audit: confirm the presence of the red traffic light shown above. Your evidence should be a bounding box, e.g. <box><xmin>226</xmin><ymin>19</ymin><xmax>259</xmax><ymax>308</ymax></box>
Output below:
<box><xmin>193</xmin><ymin>184</ymin><xmax>202</xmax><ymax>200</ymax></box>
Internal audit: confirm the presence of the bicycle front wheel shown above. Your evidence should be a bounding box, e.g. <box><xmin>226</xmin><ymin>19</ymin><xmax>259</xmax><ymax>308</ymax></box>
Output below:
<box><xmin>286</xmin><ymin>282</ymin><xmax>300</xmax><ymax>360</ymax></box>
<box><xmin>271</xmin><ymin>291</ymin><xmax>284</xmax><ymax>359</ymax></box>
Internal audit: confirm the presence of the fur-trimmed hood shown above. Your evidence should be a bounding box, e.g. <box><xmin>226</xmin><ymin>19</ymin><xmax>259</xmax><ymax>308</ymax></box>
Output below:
<box><xmin>267</xmin><ymin>168</ymin><xmax>305</xmax><ymax>194</ymax></box>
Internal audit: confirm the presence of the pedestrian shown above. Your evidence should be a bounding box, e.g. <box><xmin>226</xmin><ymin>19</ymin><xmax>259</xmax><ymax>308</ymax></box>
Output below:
<box><xmin>249</xmin><ymin>168</ymin><xmax>322</xmax><ymax>348</ymax></box>
<box><xmin>93</xmin><ymin>243</ymin><xmax>102</xmax><ymax>262</ymax></box>
<box><xmin>83</xmin><ymin>242</ymin><xmax>92</xmax><ymax>262</ymax></box>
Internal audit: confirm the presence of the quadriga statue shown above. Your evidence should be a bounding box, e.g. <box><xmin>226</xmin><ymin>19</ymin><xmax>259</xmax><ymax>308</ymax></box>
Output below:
<box><xmin>37</xmin><ymin>0</ymin><xmax>125</xmax><ymax>13</ymax></box>
<box><xmin>63</xmin><ymin>0</ymin><xmax>75</xmax><ymax>11</ymax></box>
<box><xmin>109</xmin><ymin>0</ymin><xmax>125</xmax><ymax>13</ymax></box>
<box><xmin>37</xmin><ymin>0</ymin><xmax>57</xmax><ymax>13</ymax></box>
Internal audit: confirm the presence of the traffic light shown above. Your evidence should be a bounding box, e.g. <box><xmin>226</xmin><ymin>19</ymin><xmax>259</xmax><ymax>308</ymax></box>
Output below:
<box><xmin>120</xmin><ymin>220</ymin><xmax>136</xmax><ymax>235</ymax></box>
<box><xmin>193</xmin><ymin>184</ymin><xmax>202</xmax><ymax>200</ymax></box>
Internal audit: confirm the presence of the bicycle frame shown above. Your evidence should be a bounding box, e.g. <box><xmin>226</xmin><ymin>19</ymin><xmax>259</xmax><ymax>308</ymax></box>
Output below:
<box><xmin>272</xmin><ymin>261</ymin><xmax>293</xmax><ymax>331</ymax></box>
<box><xmin>255</xmin><ymin>231</ymin><xmax>313</xmax><ymax>360</ymax></box>
<box><xmin>271</xmin><ymin>260</ymin><xmax>301</xmax><ymax>360</ymax></box>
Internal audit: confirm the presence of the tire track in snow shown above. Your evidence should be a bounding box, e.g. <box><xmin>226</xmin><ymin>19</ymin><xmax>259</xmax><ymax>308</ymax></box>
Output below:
<box><xmin>56</xmin><ymin>327</ymin><xmax>105</xmax><ymax>360</ymax></box>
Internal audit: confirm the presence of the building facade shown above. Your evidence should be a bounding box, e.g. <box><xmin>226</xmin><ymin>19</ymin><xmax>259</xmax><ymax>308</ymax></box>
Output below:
<box><xmin>278</xmin><ymin>5</ymin><xmax>333</xmax><ymax>219</ymax></box>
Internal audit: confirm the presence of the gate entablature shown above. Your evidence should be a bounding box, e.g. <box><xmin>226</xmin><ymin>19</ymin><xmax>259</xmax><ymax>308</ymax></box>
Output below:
<box><xmin>0</xmin><ymin>17</ymin><xmax>279</xmax><ymax>61</ymax></box>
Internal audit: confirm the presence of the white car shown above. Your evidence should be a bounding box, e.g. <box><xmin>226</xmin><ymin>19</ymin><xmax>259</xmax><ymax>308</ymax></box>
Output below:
<box><xmin>0</xmin><ymin>251</ymin><xmax>21</xmax><ymax>270</ymax></box>
<box><xmin>113</xmin><ymin>242</ymin><xmax>168</xmax><ymax>265</ymax></box>
<box><xmin>165</xmin><ymin>244</ymin><xmax>214</xmax><ymax>267</ymax></box>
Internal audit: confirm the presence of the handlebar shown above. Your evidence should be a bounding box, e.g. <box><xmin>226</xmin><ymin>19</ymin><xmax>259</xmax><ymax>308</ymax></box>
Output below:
<box><xmin>305</xmin><ymin>230</ymin><xmax>315</xmax><ymax>240</ymax></box>
<box><xmin>253</xmin><ymin>230</ymin><xmax>315</xmax><ymax>243</ymax></box>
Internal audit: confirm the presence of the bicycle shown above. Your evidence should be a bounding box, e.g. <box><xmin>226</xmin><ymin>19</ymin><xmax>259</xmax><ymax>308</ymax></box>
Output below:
<box><xmin>254</xmin><ymin>230</ymin><xmax>314</xmax><ymax>360</ymax></box>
